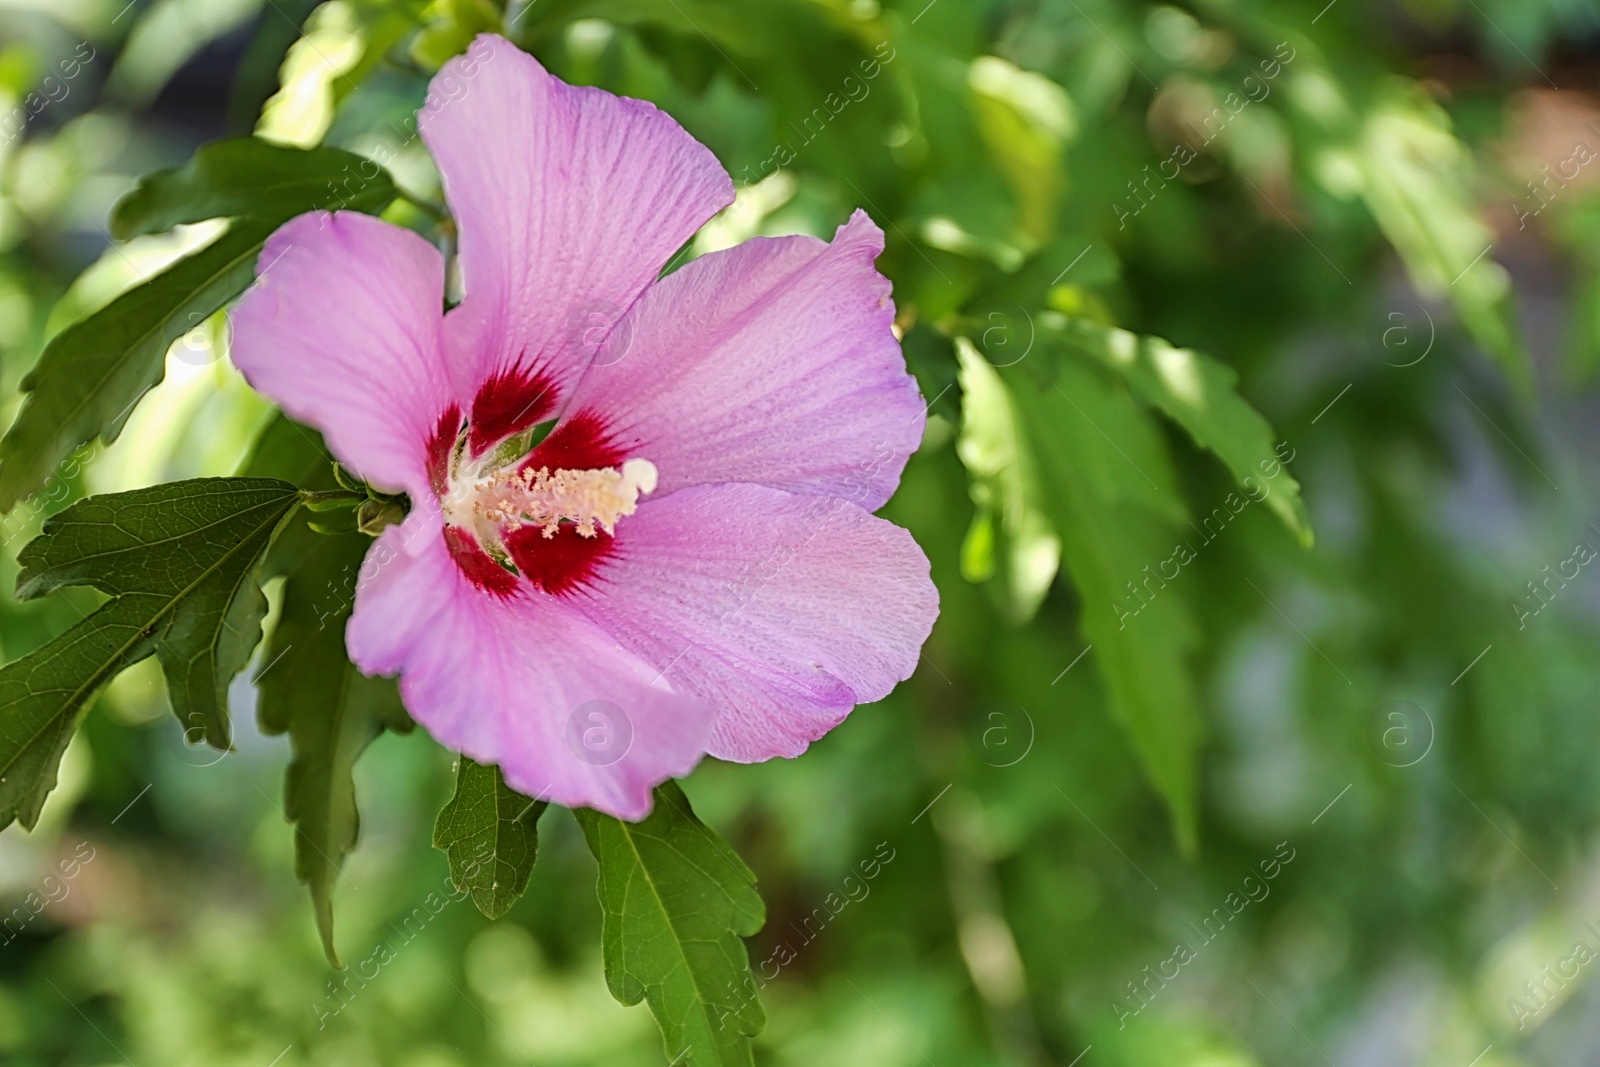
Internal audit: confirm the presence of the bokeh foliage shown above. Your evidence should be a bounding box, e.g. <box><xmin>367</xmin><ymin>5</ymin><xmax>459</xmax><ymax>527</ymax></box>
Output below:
<box><xmin>0</xmin><ymin>0</ymin><xmax>1597</xmax><ymax>1064</ymax></box>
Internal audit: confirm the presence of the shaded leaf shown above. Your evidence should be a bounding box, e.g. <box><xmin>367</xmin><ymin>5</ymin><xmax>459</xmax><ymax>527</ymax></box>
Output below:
<box><xmin>1025</xmin><ymin>343</ymin><xmax>1185</xmax><ymax>524</ymax></box>
<box><xmin>16</xmin><ymin>477</ymin><xmax>301</xmax><ymax>750</ymax></box>
<box><xmin>0</xmin><ymin>478</ymin><xmax>300</xmax><ymax>826</ymax></box>
<box><xmin>1044</xmin><ymin>314</ymin><xmax>1314</xmax><ymax>548</ymax></box>
<box><xmin>258</xmin><ymin>528</ymin><xmax>410</xmax><ymax>965</ymax></box>
<box><xmin>0</xmin><ymin>596</ymin><xmax>161</xmax><ymax>830</ymax></box>
<box><xmin>576</xmin><ymin>783</ymin><xmax>766</xmax><ymax>1067</ymax></box>
<box><xmin>901</xmin><ymin>322</ymin><xmax>961</xmax><ymax>423</ymax></box>
<box><xmin>242</xmin><ymin>412</ymin><xmax>336</xmax><ymax>487</ymax></box>
<box><xmin>432</xmin><ymin>756</ymin><xmax>546</xmax><ymax>920</ymax></box>
<box><xmin>242</xmin><ymin>412</ymin><xmax>338</xmax><ymax>571</ymax></box>
<box><xmin>244</xmin><ymin>408</ymin><xmax>400</xmax><ymax>965</ymax></box>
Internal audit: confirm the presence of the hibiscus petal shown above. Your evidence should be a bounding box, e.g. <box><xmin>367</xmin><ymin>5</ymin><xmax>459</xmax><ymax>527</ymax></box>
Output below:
<box><xmin>565</xmin><ymin>483</ymin><xmax>938</xmax><ymax>762</ymax></box>
<box><xmin>230</xmin><ymin>211</ymin><xmax>451</xmax><ymax>498</ymax></box>
<box><xmin>559</xmin><ymin>210</ymin><xmax>925</xmax><ymax>511</ymax></box>
<box><xmin>421</xmin><ymin>35</ymin><xmax>733</xmax><ymax>426</ymax></box>
<box><xmin>347</xmin><ymin>513</ymin><xmax>715</xmax><ymax>819</ymax></box>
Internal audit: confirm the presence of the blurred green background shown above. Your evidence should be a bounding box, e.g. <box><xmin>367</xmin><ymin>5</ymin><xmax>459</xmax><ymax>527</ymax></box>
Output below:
<box><xmin>2</xmin><ymin>0</ymin><xmax>1600</xmax><ymax>1064</ymax></box>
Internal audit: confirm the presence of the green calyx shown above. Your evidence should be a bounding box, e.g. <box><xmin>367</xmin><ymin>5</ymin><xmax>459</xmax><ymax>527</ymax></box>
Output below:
<box><xmin>301</xmin><ymin>465</ymin><xmax>410</xmax><ymax>537</ymax></box>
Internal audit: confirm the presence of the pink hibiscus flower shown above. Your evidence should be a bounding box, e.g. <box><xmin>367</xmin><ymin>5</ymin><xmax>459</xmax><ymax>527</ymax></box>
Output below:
<box><xmin>230</xmin><ymin>34</ymin><xmax>938</xmax><ymax>819</ymax></box>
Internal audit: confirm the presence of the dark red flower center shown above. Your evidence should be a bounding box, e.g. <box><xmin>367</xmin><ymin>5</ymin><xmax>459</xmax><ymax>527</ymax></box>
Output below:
<box><xmin>431</xmin><ymin>375</ymin><xmax>645</xmax><ymax>599</ymax></box>
<box><xmin>466</xmin><ymin>365</ymin><xmax>557</xmax><ymax>458</ymax></box>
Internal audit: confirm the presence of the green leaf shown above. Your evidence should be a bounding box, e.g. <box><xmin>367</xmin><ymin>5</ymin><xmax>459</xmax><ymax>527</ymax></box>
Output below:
<box><xmin>1043</xmin><ymin>314</ymin><xmax>1314</xmax><ymax>548</ymax></box>
<box><xmin>15</xmin><ymin>477</ymin><xmax>301</xmax><ymax>751</ymax></box>
<box><xmin>0</xmin><ymin>478</ymin><xmax>300</xmax><ymax>827</ymax></box>
<box><xmin>241</xmin><ymin>412</ymin><xmax>336</xmax><ymax>487</ymax></box>
<box><xmin>0</xmin><ymin>140</ymin><xmax>399</xmax><ymax>511</ymax></box>
<box><xmin>576</xmin><ymin>783</ymin><xmax>766</xmax><ymax>1067</ymax></box>
<box><xmin>1552</xmin><ymin>198</ymin><xmax>1600</xmax><ymax>385</ymax></box>
<box><xmin>1358</xmin><ymin>88</ymin><xmax>1529</xmax><ymax>395</ymax></box>
<box><xmin>110</xmin><ymin>137</ymin><xmax>397</xmax><ymax>240</ymax></box>
<box><xmin>1019</xmin><ymin>341</ymin><xmax>1186</xmax><ymax>525</ymax></box>
<box><xmin>0</xmin><ymin>221</ymin><xmax>274</xmax><ymax>512</ymax></box>
<box><xmin>1005</xmin><ymin>361</ymin><xmax>1203</xmax><ymax>852</ymax></box>
<box><xmin>258</xmin><ymin>529</ymin><xmax>411</xmax><ymax>966</ymax></box>
<box><xmin>432</xmin><ymin>756</ymin><xmax>546</xmax><ymax>921</ymax></box>
<box><xmin>244</xmin><ymin>415</ymin><xmax>404</xmax><ymax>965</ymax></box>
<box><xmin>968</xmin><ymin>56</ymin><xmax>1075</xmax><ymax>245</ymax></box>
<box><xmin>954</xmin><ymin>338</ymin><xmax>1061</xmax><ymax>622</ymax></box>
<box><xmin>242</xmin><ymin>413</ymin><xmax>338</xmax><ymax>571</ymax></box>
<box><xmin>410</xmin><ymin>0</ymin><xmax>502</xmax><ymax>71</ymax></box>
<box><xmin>0</xmin><ymin>597</ymin><xmax>161</xmax><ymax>830</ymax></box>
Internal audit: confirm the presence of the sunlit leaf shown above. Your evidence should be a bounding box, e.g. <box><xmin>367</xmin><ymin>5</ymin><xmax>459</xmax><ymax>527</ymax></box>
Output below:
<box><xmin>1359</xmin><ymin>88</ymin><xmax>1528</xmax><ymax>394</ymax></box>
<box><xmin>433</xmin><ymin>756</ymin><xmax>546</xmax><ymax>920</ymax></box>
<box><xmin>1043</xmin><ymin>313</ymin><xmax>1313</xmax><ymax>548</ymax></box>
<box><xmin>955</xmin><ymin>338</ymin><xmax>1060</xmax><ymax>621</ymax></box>
<box><xmin>576</xmin><ymin>783</ymin><xmax>766</xmax><ymax>1067</ymax></box>
<box><xmin>968</xmin><ymin>55</ymin><xmax>1075</xmax><ymax>245</ymax></box>
<box><xmin>410</xmin><ymin>0</ymin><xmax>502</xmax><ymax>71</ymax></box>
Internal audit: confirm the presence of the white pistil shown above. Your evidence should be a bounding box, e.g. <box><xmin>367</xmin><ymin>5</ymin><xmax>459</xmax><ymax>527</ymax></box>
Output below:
<box><xmin>474</xmin><ymin>458</ymin><xmax>658</xmax><ymax>538</ymax></box>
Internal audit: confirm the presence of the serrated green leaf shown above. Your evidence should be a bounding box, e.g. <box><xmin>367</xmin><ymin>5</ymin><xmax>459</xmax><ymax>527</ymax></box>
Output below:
<box><xmin>0</xmin><ymin>221</ymin><xmax>275</xmax><ymax>512</ymax></box>
<box><xmin>245</xmin><ymin>416</ymin><xmax>406</xmax><ymax>964</ymax></box>
<box><xmin>0</xmin><ymin>596</ymin><xmax>162</xmax><ymax>830</ymax></box>
<box><xmin>0</xmin><ymin>478</ymin><xmax>299</xmax><ymax>826</ymax></box>
<box><xmin>1044</xmin><ymin>315</ymin><xmax>1314</xmax><ymax>548</ymax></box>
<box><xmin>110</xmin><ymin>138</ymin><xmax>396</xmax><ymax>240</ymax></box>
<box><xmin>258</xmin><ymin>529</ymin><xmax>411</xmax><ymax>966</ymax></box>
<box><xmin>432</xmin><ymin>756</ymin><xmax>546</xmax><ymax>921</ymax></box>
<box><xmin>15</xmin><ymin>477</ymin><xmax>301</xmax><ymax>751</ymax></box>
<box><xmin>576</xmin><ymin>783</ymin><xmax>766</xmax><ymax>1067</ymax></box>
<box><xmin>955</xmin><ymin>338</ymin><xmax>1060</xmax><ymax>622</ymax></box>
<box><xmin>1005</xmin><ymin>361</ymin><xmax>1203</xmax><ymax>852</ymax></box>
